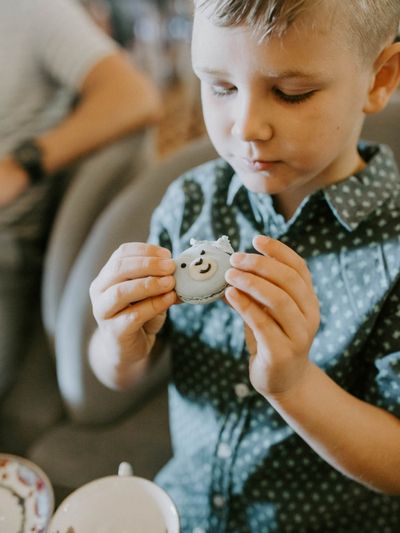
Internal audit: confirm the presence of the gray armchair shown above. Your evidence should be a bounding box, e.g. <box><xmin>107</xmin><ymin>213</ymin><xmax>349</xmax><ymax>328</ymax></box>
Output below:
<box><xmin>361</xmin><ymin>93</ymin><xmax>400</xmax><ymax>162</ymax></box>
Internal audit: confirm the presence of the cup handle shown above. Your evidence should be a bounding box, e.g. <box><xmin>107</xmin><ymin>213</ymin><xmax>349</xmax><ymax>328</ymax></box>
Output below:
<box><xmin>118</xmin><ymin>462</ymin><xmax>134</xmax><ymax>477</ymax></box>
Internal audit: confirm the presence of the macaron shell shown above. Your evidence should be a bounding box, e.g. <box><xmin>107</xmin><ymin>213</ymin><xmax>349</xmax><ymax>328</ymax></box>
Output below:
<box><xmin>174</xmin><ymin>244</ymin><xmax>231</xmax><ymax>305</ymax></box>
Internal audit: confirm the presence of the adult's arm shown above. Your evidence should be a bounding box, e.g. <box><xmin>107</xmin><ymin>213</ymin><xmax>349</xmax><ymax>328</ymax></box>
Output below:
<box><xmin>0</xmin><ymin>51</ymin><xmax>162</xmax><ymax>202</ymax></box>
<box><xmin>37</xmin><ymin>51</ymin><xmax>162</xmax><ymax>174</ymax></box>
<box><xmin>0</xmin><ymin>0</ymin><xmax>162</xmax><ymax>205</ymax></box>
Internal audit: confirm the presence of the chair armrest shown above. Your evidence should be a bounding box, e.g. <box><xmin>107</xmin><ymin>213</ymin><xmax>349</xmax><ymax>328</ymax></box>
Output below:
<box><xmin>42</xmin><ymin>130</ymin><xmax>154</xmax><ymax>343</ymax></box>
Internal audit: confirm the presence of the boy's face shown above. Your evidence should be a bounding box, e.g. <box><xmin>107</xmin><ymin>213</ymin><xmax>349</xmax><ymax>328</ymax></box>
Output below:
<box><xmin>192</xmin><ymin>7</ymin><xmax>373</xmax><ymax>206</ymax></box>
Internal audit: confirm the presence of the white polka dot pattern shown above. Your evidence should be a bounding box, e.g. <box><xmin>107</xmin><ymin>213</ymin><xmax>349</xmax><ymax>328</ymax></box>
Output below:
<box><xmin>149</xmin><ymin>143</ymin><xmax>400</xmax><ymax>532</ymax></box>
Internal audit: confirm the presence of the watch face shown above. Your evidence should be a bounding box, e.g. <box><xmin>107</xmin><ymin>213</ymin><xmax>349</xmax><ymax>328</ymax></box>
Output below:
<box><xmin>19</xmin><ymin>145</ymin><xmax>40</xmax><ymax>163</ymax></box>
<box><xmin>13</xmin><ymin>140</ymin><xmax>44</xmax><ymax>182</ymax></box>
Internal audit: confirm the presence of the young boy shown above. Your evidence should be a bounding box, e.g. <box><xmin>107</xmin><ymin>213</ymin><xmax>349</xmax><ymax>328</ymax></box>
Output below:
<box><xmin>89</xmin><ymin>1</ymin><xmax>400</xmax><ymax>531</ymax></box>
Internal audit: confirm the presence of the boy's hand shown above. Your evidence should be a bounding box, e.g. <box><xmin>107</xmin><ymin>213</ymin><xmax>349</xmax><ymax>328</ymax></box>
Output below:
<box><xmin>225</xmin><ymin>235</ymin><xmax>320</xmax><ymax>398</ymax></box>
<box><xmin>90</xmin><ymin>242</ymin><xmax>177</xmax><ymax>364</ymax></box>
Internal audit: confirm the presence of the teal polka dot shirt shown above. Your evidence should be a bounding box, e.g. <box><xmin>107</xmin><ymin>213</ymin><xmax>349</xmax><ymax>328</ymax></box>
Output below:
<box><xmin>149</xmin><ymin>143</ymin><xmax>400</xmax><ymax>533</ymax></box>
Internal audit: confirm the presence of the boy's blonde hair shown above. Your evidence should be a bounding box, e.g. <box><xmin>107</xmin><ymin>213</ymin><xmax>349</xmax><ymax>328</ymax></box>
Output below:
<box><xmin>196</xmin><ymin>0</ymin><xmax>400</xmax><ymax>62</ymax></box>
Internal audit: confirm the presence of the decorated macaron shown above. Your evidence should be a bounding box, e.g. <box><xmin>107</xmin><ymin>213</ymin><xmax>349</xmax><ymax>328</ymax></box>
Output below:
<box><xmin>173</xmin><ymin>236</ymin><xmax>234</xmax><ymax>304</ymax></box>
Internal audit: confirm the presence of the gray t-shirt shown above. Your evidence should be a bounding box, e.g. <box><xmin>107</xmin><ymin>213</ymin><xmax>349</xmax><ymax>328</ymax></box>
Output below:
<box><xmin>0</xmin><ymin>0</ymin><xmax>118</xmax><ymax>273</ymax></box>
<box><xmin>0</xmin><ymin>0</ymin><xmax>117</xmax><ymax>157</ymax></box>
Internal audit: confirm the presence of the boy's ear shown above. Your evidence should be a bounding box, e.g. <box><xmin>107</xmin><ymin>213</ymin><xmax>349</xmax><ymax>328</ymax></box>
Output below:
<box><xmin>363</xmin><ymin>42</ymin><xmax>400</xmax><ymax>114</ymax></box>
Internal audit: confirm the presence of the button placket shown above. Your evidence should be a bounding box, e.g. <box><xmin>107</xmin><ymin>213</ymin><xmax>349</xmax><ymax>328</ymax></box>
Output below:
<box><xmin>212</xmin><ymin>494</ymin><xmax>225</xmax><ymax>509</ymax></box>
<box><xmin>234</xmin><ymin>383</ymin><xmax>251</xmax><ymax>400</ymax></box>
<box><xmin>217</xmin><ymin>442</ymin><xmax>232</xmax><ymax>459</ymax></box>
<box><xmin>210</xmin><ymin>401</ymin><xmax>250</xmax><ymax>531</ymax></box>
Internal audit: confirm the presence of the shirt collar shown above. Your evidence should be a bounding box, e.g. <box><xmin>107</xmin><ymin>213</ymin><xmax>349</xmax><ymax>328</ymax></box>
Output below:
<box><xmin>227</xmin><ymin>173</ymin><xmax>280</xmax><ymax>229</ymax></box>
<box><xmin>227</xmin><ymin>172</ymin><xmax>244</xmax><ymax>206</ymax></box>
<box><xmin>226</xmin><ymin>143</ymin><xmax>400</xmax><ymax>231</ymax></box>
<box><xmin>323</xmin><ymin>143</ymin><xmax>400</xmax><ymax>231</ymax></box>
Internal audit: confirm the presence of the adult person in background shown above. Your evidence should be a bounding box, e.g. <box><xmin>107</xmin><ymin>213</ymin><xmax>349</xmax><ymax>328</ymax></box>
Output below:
<box><xmin>84</xmin><ymin>0</ymin><xmax>135</xmax><ymax>47</ymax></box>
<box><xmin>0</xmin><ymin>0</ymin><xmax>162</xmax><ymax>400</ymax></box>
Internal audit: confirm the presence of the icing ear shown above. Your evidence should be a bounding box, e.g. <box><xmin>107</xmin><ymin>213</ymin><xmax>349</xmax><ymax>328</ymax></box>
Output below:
<box><xmin>189</xmin><ymin>235</ymin><xmax>234</xmax><ymax>254</ymax></box>
<box><xmin>215</xmin><ymin>236</ymin><xmax>234</xmax><ymax>254</ymax></box>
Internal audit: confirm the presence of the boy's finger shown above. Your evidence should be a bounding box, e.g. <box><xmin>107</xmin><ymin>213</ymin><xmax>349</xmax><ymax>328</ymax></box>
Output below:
<box><xmin>225</xmin><ymin>270</ymin><xmax>308</xmax><ymax>341</ymax></box>
<box><xmin>143</xmin><ymin>312</ymin><xmax>167</xmax><ymax>335</ymax></box>
<box><xmin>94</xmin><ymin>256</ymin><xmax>176</xmax><ymax>293</ymax></box>
<box><xmin>227</xmin><ymin>255</ymin><xmax>316</xmax><ymax>319</ymax></box>
<box><xmin>109</xmin><ymin>291</ymin><xmax>177</xmax><ymax>337</ymax></box>
<box><xmin>95</xmin><ymin>275</ymin><xmax>175</xmax><ymax>319</ymax></box>
<box><xmin>225</xmin><ymin>286</ymin><xmax>283</xmax><ymax>345</ymax></box>
<box><xmin>110</xmin><ymin>242</ymin><xmax>172</xmax><ymax>260</ymax></box>
<box><xmin>252</xmin><ymin>235</ymin><xmax>313</xmax><ymax>289</ymax></box>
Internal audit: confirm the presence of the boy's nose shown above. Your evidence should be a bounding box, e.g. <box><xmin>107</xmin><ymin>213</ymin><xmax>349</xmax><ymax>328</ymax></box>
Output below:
<box><xmin>231</xmin><ymin>98</ymin><xmax>273</xmax><ymax>142</ymax></box>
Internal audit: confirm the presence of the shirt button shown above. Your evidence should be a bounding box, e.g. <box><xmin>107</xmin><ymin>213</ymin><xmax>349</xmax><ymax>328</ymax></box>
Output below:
<box><xmin>213</xmin><ymin>494</ymin><xmax>225</xmax><ymax>508</ymax></box>
<box><xmin>217</xmin><ymin>443</ymin><xmax>232</xmax><ymax>459</ymax></box>
<box><xmin>234</xmin><ymin>383</ymin><xmax>250</xmax><ymax>399</ymax></box>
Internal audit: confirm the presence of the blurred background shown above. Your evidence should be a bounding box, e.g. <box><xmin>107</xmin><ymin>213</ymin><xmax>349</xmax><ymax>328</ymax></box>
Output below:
<box><xmin>85</xmin><ymin>0</ymin><xmax>205</xmax><ymax>155</ymax></box>
<box><xmin>2</xmin><ymin>0</ymin><xmax>399</xmax><ymax>515</ymax></box>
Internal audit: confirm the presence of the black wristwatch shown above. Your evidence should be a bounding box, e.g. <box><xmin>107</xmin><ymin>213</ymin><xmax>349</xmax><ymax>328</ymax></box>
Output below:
<box><xmin>12</xmin><ymin>139</ymin><xmax>45</xmax><ymax>183</ymax></box>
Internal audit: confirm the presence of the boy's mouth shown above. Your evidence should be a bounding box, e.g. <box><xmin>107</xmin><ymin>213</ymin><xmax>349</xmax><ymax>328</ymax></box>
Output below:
<box><xmin>242</xmin><ymin>158</ymin><xmax>279</xmax><ymax>172</ymax></box>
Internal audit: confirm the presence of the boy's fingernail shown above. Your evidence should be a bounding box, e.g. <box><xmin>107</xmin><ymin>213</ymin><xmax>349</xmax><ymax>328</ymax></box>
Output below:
<box><xmin>159</xmin><ymin>248</ymin><xmax>172</xmax><ymax>258</ymax></box>
<box><xmin>160</xmin><ymin>259</ymin><xmax>174</xmax><ymax>272</ymax></box>
<box><xmin>231</xmin><ymin>252</ymin><xmax>245</xmax><ymax>264</ymax></box>
<box><xmin>225</xmin><ymin>268</ymin><xmax>237</xmax><ymax>281</ymax></box>
<box><xmin>159</xmin><ymin>276</ymin><xmax>172</xmax><ymax>287</ymax></box>
<box><xmin>161</xmin><ymin>291</ymin><xmax>176</xmax><ymax>304</ymax></box>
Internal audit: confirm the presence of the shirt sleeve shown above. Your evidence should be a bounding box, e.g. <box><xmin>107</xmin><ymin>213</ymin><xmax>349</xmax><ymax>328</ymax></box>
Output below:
<box><xmin>29</xmin><ymin>0</ymin><xmax>117</xmax><ymax>91</ymax></box>
<box><xmin>363</xmin><ymin>279</ymin><xmax>400</xmax><ymax>418</ymax></box>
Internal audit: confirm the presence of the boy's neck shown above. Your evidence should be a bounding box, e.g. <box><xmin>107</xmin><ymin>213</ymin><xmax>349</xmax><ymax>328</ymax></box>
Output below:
<box><xmin>273</xmin><ymin>151</ymin><xmax>367</xmax><ymax>221</ymax></box>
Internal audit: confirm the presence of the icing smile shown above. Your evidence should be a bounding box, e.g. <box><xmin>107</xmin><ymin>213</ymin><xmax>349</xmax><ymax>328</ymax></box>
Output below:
<box><xmin>199</xmin><ymin>263</ymin><xmax>212</xmax><ymax>274</ymax></box>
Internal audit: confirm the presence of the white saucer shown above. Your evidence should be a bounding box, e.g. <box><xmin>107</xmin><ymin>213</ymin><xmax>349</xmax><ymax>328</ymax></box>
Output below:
<box><xmin>0</xmin><ymin>453</ymin><xmax>54</xmax><ymax>533</ymax></box>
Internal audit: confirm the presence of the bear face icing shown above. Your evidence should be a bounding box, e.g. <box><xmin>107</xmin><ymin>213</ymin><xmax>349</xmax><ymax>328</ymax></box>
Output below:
<box><xmin>174</xmin><ymin>236</ymin><xmax>234</xmax><ymax>304</ymax></box>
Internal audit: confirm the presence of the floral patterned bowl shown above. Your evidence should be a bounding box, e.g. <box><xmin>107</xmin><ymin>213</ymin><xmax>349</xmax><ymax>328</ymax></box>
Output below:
<box><xmin>0</xmin><ymin>453</ymin><xmax>54</xmax><ymax>533</ymax></box>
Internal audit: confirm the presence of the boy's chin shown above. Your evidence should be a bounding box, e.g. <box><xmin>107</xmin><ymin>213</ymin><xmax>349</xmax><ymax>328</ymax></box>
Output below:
<box><xmin>238</xmin><ymin>173</ymin><xmax>280</xmax><ymax>195</ymax></box>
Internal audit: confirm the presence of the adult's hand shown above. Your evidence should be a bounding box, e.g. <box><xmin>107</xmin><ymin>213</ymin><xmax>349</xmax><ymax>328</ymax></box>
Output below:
<box><xmin>0</xmin><ymin>157</ymin><xmax>30</xmax><ymax>207</ymax></box>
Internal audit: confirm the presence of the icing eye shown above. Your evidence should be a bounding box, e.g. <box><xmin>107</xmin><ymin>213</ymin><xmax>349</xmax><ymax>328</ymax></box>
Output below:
<box><xmin>180</xmin><ymin>263</ymin><xmax>187</xmax><ymax>268</ymax></box>
<box><xmin>200</xmin><ymin>250</ymin><xmax>206</xmax><ymax>255</ymax></box>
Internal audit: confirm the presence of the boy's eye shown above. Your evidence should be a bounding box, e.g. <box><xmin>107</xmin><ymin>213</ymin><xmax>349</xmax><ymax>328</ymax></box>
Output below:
<box><xmin>273</xmin><ymin>88</ymin><xmax>315</xmax><ymax>104</ymax></box>
<box><xmin>210</xmin><ymin>85</ymin><xmax>236</xmax><ymax>97</ymax></box>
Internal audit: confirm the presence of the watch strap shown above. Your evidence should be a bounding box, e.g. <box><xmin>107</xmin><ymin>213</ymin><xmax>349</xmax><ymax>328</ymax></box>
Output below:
<box><xmin>12</xmin><ymin>139</ymin><xmax>45</xmax><ymax>183</ymax></box>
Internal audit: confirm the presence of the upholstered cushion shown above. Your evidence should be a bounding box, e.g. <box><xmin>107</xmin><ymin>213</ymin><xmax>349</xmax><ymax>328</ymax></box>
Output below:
<box><xmin>0</xmin><ymin>317</ymin><xmax>64</xmax><ymax>454</ymax></box>
<box><xmin>28</xmin><ymin>385</ymin><xmax>171</xmax><ymax>501</ymax></box>
<box><xmin>362</xmin><ymin>94</ymin><xmax>400</xmax><ymax>165</ymax></box>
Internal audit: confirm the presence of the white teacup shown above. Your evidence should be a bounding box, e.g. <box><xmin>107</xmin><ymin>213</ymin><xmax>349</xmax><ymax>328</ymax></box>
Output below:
<box><xmin>48</xmin><ymin>462</ymin><xmax>179</xmax><ymax>533</ymax></box>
